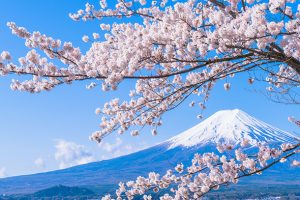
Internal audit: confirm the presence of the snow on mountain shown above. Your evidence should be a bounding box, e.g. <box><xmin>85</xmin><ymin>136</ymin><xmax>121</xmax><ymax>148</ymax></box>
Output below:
<box><xmin>166</xmin><ymin>109</ymin><xmax>298</xmax><ymax>149</ymax></box>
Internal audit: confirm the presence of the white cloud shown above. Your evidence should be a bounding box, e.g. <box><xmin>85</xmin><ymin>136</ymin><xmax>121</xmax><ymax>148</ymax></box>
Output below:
<box><xmin>0</xmin><ymin>167</ymin><xmax>7</xmax><ymax>178</ymax></box>
<box><xmin>99</xmin><ymin>137</ymin><xmax>122</xmax><ymax>153</ymax></box>
<box><xmin>99</xmin><ymin>137</ymin><xmax>148</xmax><ymax>159</ymax></box>
<box><xmin>55</xmin><ymin>140</ymin><xmax>95</xmax><ymax>169</ymax></box>
<box><xmin>112</xmin><ymin>144</ymin><xmax>135</xmax><ymax>157</ymax></box>
<box><xmin>34</xmin><ymin>157</ymin><xmax>45</xmax><ymax>169</ymax></box>
<box><xmin>112</xmin><ymin>144</ymin><xmax>147</xmax><ymax>158</ymax></box>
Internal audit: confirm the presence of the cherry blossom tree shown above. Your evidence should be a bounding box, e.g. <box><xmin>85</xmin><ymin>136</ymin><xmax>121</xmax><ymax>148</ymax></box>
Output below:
<box><xmin>1</xmin><ymin>0</ymin><xmax>300</xmax><ymax>199</ymax></box>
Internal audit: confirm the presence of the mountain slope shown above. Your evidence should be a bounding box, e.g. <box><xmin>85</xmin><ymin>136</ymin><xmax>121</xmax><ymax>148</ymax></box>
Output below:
<box><xmin>0</xmin><ymin>109</ymin><xmax>299</xmax><ymax>195</ymax></box>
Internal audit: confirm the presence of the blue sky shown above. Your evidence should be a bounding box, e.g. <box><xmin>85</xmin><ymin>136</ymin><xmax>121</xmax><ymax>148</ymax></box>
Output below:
<box><xmin>0</xmin><ymin>0</ymin><xmax>299</xmax><ymax>177</ymax></box>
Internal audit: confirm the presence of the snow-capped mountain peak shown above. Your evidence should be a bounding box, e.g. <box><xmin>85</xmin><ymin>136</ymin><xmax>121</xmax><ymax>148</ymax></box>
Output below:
<box><xmin>167</xmin><ymin>109</ymin><xmax>297</xmax><ymax>149</ymax></box>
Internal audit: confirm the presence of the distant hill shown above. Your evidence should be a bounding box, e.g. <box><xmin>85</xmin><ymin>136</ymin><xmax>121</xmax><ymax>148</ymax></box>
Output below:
<box><xmin>0</xmin><ymin>185</ymin><xmax>97</xmax><ymax>200</ymax></box>
<box><xmin>32</xmin><ymin>185</ymin><xmax>95</xmax><ymax>198</ymax></box>
<box><xmin>0</xmin><ymin>109</ymin><xmax>299</xmax><ymax>198</ymax></box>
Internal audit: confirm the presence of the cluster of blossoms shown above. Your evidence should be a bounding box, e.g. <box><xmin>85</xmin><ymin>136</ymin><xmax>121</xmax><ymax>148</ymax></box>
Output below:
<box><xmin>101</xmin><ymin>140</ymin><xmax>300</xmax><ymax>200</ymax></box>
<box><xmin>0</xmin><ymin>0</ymin><xmax>300</xmax><ymax>141</ymax></box>
<box><xmin>0</xmin><ymin>22</ymin><xmax>86</xmax><ymax>92</ymax></box>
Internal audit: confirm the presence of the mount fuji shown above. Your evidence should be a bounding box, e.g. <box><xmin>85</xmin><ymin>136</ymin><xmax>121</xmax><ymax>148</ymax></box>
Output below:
<box><xmin>0</xmin><ymin>109</ymin><xmax>299</xmax><ymax>197</ymax></box>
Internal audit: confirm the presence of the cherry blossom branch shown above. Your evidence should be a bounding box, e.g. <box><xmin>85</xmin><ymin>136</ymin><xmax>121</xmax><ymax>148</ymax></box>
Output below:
<box><xmin>101</xmin><ymin>141</ymin><xmax>300</xmax><ymax>200</ymax></box>
<box><xmin>0</xmin><ymin>0</ymin><xmax>299</xmax><ymax>140</ymax></box>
